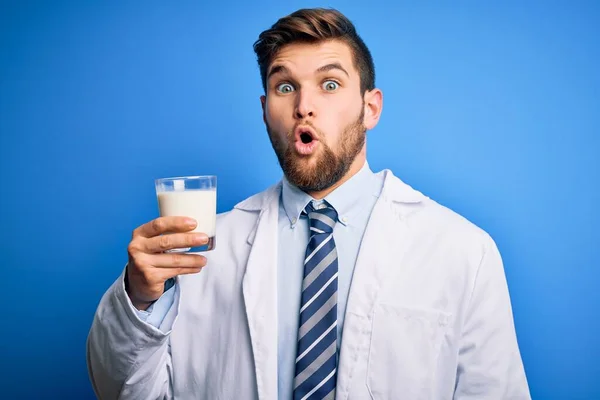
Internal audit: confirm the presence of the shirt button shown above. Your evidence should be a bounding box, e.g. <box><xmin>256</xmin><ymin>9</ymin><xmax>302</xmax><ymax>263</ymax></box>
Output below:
<box><xmin>291</xmin><ymin>217</ymin><xmax>297</xmax><ymax>224</ymax></box>
<box><xmin>341</xmin><ymin>216</ymin><xmax>348</xmax><ymax>223</ymax></box>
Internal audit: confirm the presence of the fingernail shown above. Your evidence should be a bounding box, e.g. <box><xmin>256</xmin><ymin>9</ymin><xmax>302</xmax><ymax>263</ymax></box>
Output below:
<box><xmin>186</xmin><ymin>218</ymin><xmax>197</xmax><ymax>227</ymax></box>
<box><xmin>195</xmin><ymin>234</ymin><xmax>208</xmax><ymax>244</ymax></box>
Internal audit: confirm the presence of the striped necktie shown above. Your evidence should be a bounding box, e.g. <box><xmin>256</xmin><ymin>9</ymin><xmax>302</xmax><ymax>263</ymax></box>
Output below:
<box><xmin>293</xmin><ymin>201</ymin><xmax>339</xmax><ymax>400</ymax></box>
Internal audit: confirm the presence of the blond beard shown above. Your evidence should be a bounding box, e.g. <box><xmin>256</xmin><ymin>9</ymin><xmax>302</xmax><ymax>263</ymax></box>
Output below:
<box><xmin>267</xmin><ymin>108</ymin><xmax>366</xmax><ymax>192</ymax></box>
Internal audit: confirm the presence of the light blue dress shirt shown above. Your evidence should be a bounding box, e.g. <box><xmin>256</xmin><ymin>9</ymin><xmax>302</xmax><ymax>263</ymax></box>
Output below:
<box><xmin>276</xmin><ymin>162</ymin><xmax>383</xmax><ymax>398</ymax></box>
<box><xmin>134</xmin><ymin>161</ymin><xmax>383</xmax><ymax>399</ymax></box>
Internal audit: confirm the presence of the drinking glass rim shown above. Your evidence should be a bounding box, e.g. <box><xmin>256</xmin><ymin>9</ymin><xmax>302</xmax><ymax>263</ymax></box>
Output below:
<box><xmin>155</xmin><ymin>175</ymin><xmax>217</xmax><ymax>183</ymax></box>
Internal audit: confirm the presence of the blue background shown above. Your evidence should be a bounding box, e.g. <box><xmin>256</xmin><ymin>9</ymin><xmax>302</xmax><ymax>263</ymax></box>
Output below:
<box><xmin>1</xmin><ymin>1</ymin><xmax>598</xmax><ymax>398</ymax></box>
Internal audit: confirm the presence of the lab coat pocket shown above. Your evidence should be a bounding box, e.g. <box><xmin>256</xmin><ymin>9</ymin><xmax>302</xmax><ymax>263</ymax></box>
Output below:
<box><xmin>367</xmin><ymin>303</ymin><xmax>451</xmax><ymax>400</ymax></box>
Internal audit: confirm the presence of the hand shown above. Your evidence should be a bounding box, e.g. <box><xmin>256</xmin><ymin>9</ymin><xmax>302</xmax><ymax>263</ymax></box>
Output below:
<box><xmin>126</xmin><ymin>216</ymin><xmax>208</xmax><ymax>310</ymax></box>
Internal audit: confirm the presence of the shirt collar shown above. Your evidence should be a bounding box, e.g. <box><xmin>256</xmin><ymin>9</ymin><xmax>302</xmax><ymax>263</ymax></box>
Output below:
<box><xmin>281</xmin><ymin>160</ymin><xmax>380</xmax><ymax>227</ymax></box>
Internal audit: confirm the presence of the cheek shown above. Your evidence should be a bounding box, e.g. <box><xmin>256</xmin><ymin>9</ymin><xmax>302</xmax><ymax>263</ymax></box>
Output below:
<box><xmin>324</xmin><ymin>103</ymin><xmax>359</xmax><ymax>144</ymax></box>
<box><xmin>265</xmin><ymin>100</ymin><xmax>290</xmax><ymax>132</ymax></box>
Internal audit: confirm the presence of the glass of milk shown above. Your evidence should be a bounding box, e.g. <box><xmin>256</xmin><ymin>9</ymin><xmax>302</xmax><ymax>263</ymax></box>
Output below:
<box><xmin>155</xmin><ymin>175</ymin><xmax>217</xmax><ymax>252</ymax></box>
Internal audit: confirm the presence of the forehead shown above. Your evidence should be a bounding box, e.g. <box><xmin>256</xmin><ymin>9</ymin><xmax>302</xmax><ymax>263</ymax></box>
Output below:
<box><xmin>268</xmin><ymin>39</ymin><xmax>357</xmax><ymax>78</ymax></box>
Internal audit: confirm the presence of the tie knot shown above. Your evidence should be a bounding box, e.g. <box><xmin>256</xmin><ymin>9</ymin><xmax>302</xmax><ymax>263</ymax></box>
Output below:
<box><xmin>304</xmin><ymin>202</ymin><xmax>338</xmax><ymax>233</ymax></box>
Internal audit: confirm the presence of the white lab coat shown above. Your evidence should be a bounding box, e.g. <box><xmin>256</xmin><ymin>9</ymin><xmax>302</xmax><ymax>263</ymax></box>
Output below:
<box><xmin>87</xmin><ymin>169</ymin><xmax>530</xmax><ymax>399</ymax></box>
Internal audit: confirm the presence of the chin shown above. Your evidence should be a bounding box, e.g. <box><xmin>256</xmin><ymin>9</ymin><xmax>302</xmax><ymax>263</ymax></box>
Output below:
<box><xmin>292</xmin><ymin>150</ymin><xmax>323</xmax><ymax>169</ymax></box>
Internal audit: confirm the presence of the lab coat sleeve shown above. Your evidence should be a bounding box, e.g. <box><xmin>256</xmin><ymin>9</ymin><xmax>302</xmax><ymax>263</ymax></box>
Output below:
<box><xmin>86</xmin><ymin>267</ymin><xmax>180</xmax><ymax>400</ymax></box>
<box><xmin>454</xmin><ymin>235</ymin><xmax>531</xmax><ymax>399</ymax></box>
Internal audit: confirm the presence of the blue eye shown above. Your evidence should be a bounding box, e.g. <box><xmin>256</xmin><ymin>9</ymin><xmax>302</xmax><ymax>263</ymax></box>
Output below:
<box><xmin>323</xmin><ymin>80</ymin><xmax>339</xmax><ymax>91</ymax></box>
<box><xmin>276</xmin><ymin>83</ymin><xmax>295</xmax><ymax>93</ymax></box>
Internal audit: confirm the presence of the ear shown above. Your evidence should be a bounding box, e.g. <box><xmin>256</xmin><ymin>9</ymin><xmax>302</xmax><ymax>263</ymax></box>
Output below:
<box><xmin>260</xmin><ymin>95</ymin><xmax>267</xmax><ymax>124</ymax></box>
<box><xmin>362</xmin><ymin>88</ymin><xmax>383</xmax><ymax>130</ymax></box>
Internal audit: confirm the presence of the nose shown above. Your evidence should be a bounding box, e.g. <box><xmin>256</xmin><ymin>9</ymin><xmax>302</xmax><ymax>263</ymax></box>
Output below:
<box><xmin>294</xmin><ymin>89</ymin><xmax>315</xmax><ymax>120</ymax></box>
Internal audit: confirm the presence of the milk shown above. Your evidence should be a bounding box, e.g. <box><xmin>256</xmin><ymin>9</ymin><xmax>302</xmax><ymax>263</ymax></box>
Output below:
<box><xmin>157</xmin><ymin>189</ymin><xmax>217</xmax><ymax>238</ymax></box>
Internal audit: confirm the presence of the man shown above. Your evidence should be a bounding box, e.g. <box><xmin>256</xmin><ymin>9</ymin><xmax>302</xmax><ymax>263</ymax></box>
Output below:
<box><xmin>87</xmin><ymin>8</ymin><xmax>530</xmax><ymax>400</ymax></box>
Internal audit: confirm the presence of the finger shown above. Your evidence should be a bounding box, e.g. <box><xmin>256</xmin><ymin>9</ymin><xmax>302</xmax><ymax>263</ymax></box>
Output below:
<box><xmin>134</xmin><ymin>216</ymin><xmax>197</xmax><ymax>238</ymax></box>
<box><xmin>150</xmin><ymin>253</ymin><xmax>208</xmax><ymax>269</ymax></box>
<box><xmin>160</xmin><ymin>266</ymin><xmax>205</xmax><ymax>279</ymax></box>
<box><xmin>144</xmin><ymin>232</ymin><xmax>208</xmax><ymax>253</ymax></box>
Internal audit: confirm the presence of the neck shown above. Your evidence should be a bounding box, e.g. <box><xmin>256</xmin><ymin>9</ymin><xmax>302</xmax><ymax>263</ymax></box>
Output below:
<box><xmin>307</xmin><ymin>153</ymin><xmax>366</xmax><ymax>200</ymax></box>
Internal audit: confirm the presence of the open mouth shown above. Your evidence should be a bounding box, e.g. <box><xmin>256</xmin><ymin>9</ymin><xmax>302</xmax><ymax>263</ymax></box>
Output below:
<box><xmin>300</xmin><ymin>132</ymin><xmax>313</xmax><ymax>144</ymax></box>
<box><xmin>294</xmin><ymin>126</ymin><xmax>319</xmax><ymax>155</ymax></box>
<box><xmin>295</xmin><ymin>125</ymin><xmax>317</xmax><ymax>142</ymax></box>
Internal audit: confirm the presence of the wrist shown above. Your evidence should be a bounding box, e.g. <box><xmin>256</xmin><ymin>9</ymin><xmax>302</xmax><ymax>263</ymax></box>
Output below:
<box><xmin>131</xmin><ymin>298</ymin><xmax>154</xmax><ymax>311</ymax></box>
<box><xmin>124</xmin><ymin>267</ymin><xmax>158</xmax><ymax>310</ymax></box>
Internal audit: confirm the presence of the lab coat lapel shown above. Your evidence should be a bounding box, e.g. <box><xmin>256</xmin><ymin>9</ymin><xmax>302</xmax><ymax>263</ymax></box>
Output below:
<box><xmin>238</xmin><ymin>183</ymin><xmax>281</xmax><ymax>400</ymax></box>
<box><xmin>335</xmin><ymin>170</ymin><xmax>426</xmax><ymax>398</ymax></box>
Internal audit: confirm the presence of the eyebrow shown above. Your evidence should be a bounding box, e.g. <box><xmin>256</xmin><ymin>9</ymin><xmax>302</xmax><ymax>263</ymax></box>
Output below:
<box><xmin>267</xmin><ymin>62</ymin><xmax>350</xmax><ymax>81</ymax></box>
<box><xmin>267</xmin><ymin>65</ymin><xmax>290</xmax><ymax>80</ymax></box>
<box><xmin>316</xmin><ymin>62</ymin><xmax>349</xmax><ymax>77</ymax></box>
